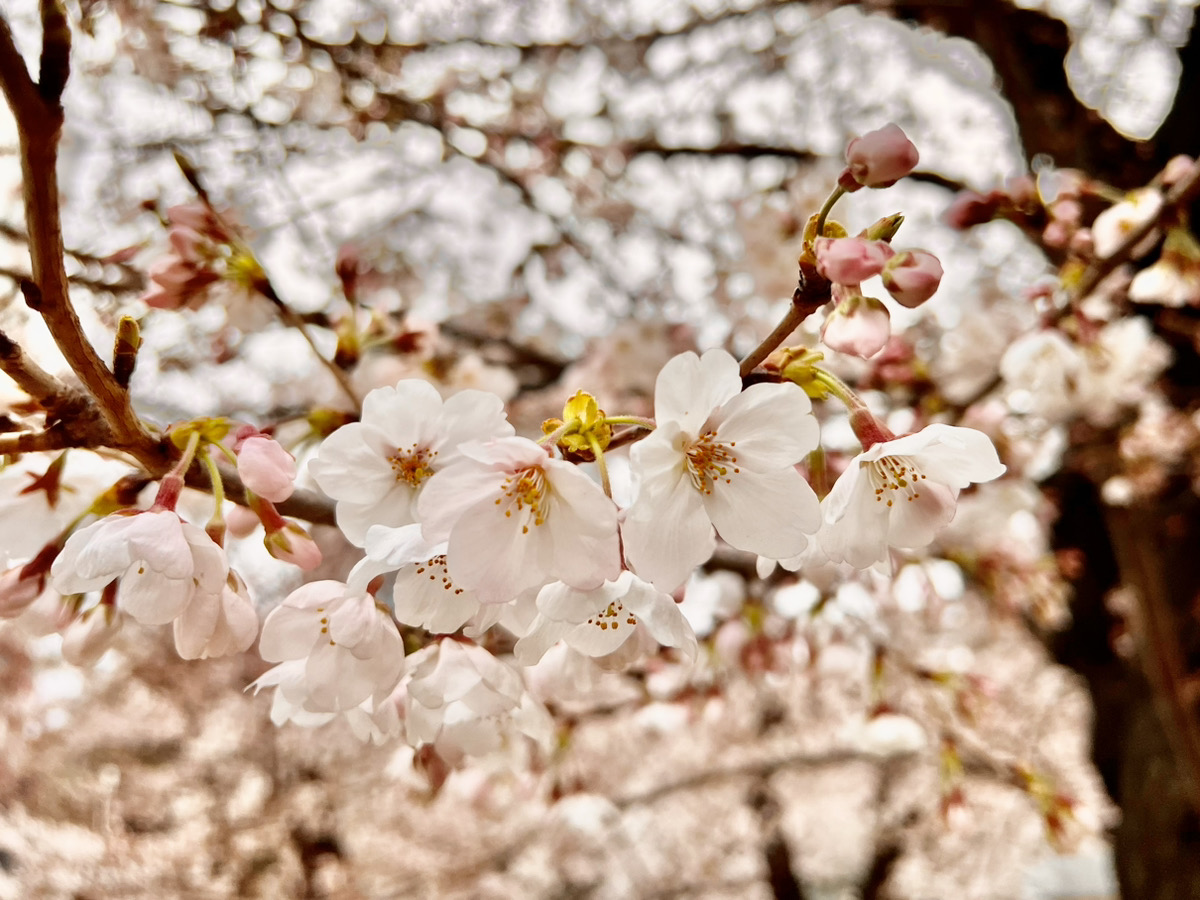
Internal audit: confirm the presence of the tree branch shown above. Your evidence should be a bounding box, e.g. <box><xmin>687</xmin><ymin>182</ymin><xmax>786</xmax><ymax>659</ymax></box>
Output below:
<box><xmin>0</xmin><ymin>9</ymin><xmax>169</xmax><ymax>473</ymax></box>
<box><xmin>0</xmin><ymin>426</ymin><xmax>81</xmax><ymax>454</ymax></box>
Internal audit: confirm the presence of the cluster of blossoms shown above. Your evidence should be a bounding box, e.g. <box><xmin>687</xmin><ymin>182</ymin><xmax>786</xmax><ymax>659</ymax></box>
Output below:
<box><xmin>0</xmin><ymin>423</ymin><xmax>313</xmax><ymax>665</ymax></box>
<box><xmin>19</xmin><ymin>123</ymin><xmax>1012</xmax><ymax>765</ymax></box>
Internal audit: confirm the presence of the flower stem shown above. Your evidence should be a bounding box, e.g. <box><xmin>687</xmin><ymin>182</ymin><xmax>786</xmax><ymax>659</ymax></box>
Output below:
<box><xmin>201</xmin><ymin>448</ymin><xmax>226</xmax><ymax>513</ymax></box>
<box><xmin>153</xmin><ymin>430</ymin><xmax>201</xmax><ymax>511</ymax></box>
<box><xmin>813</xmin><ymin>185</ymin><xmax>847</xmax><ymax>240</ymax></box>
<box><xmin>587</xmin><ymin>433</ymin><xmax>612</xmax><ymax>498</ymax></box>
<box><xmin>600</xmin><ymin>415</ymin><xmax>656</xmax><ymax>430</ymax></box>
<box><xmin>811</xmin><ymin>367</ymin><xmax>868</xmax><ymax>412</ymax></box>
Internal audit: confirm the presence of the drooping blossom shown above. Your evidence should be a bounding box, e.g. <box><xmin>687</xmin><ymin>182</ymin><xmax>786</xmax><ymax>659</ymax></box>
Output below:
<box><xmin>254</xmin><ymin>578</ymin><xmax>404</xmax><ymax>713</ymax></box>
<box><xmin>881</xmin><ymin>250</ymin><xmax>943</xmax><ymax>308</ymax></box>
<box><xmin>173</xmin><ymin>571</ymin><xmax>259</xmax><ymax>660</ymax></box>
<box><xmin>841</xmin><ymin>124</ymin><xmax>920</xmax><ymax>190</ymax></box>
<box><xmin>418</xmin><ymin>436</ymin><xmax>621</xmax><ymax>603</ymax></box>
<box><xmin>820</xmin><ymin>424</ymin><xmax>1007</xmax><ymax>569</ymax></box>
<box><xmin>405</xmin><ymin>639</ymin><xmax>553</xmax><ymax>762</ymax></box>
<box><xmin>622</xmin><ymin>349</ymin><xmax>821</xmax><ymax>593</ymax></box>
<box><xmin>821</xmin><ymin>287</ymin><xmax>891</xmax><ymax>359</ymax></box>
<box><xmin>310</xmin><ymin>379</ymin><xmax>514</xmax><ymax>545</ymax></box>
<box><xmin>50</xmin><ymin>509</ymin><xmax>228</xmax><ymax>626</ymax></box>
<box><xmin>514</xmin><ymin>571</ymin><xmax>697</xmax><ymax>668</ymax></box>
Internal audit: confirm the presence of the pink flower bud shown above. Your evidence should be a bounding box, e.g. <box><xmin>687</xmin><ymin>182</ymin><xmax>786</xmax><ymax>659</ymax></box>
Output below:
<box><xmin>821</xmin><ymin>289</ymin><xmax>891</xmax><ymax>358</ymax></box>
<box><xmin>882</xmin><ymin>250</ymin><xmax>943</xmax><ymax>308</ymax></box>
<box><xmin>813</xmin><ymin>237</ymin><xmax>894</xmax><ymax>285</ymax></box>
<box><xmin>236</xmin><ymin>434</ymin><xmax>297</xmax><ymax>502</ymax></box>
<box><xmin>842</xmin><ymin>123</ymin><xmax>919</xmax><ymax>190</ymax></box>
<box><xmin>264</xmin><ymin>522</ymin><xmax>322</xmax><ymax>570</ymax></box>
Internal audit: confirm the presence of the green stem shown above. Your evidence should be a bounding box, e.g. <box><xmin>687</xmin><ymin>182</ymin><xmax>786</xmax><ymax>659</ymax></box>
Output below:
<box><xmin>599</xmin><ymin>415</ymin><xmax>656</xmax><ymax>430</ymax></box>
<box><xmin>811</xmin><ymin>367</ymin><xmax>867</xmax><ymax>412</ymax></box>
<box><xmin>813</xmin><ymin>185</ymin><xmax>847</xmax><ymax>241</ymax></box>
<box><xmin>200</xmin><ymin>448</ymin><xmax>225</xmax><ymax>513</ymax></box>
<box><xmin>587</xmin><ymin>433</ymin><xmax>612</xmax><ymax>498</ymax></box>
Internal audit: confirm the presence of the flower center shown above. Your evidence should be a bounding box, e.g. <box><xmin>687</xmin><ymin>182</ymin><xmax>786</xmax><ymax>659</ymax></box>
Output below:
<box><xmin>496</xmin><ymin>466</ymin><xmax>548</xmax><ymax>533</ymax></box>
<box><xmin>414</xmin><ymin>555</ymin><xmax>466</xmax><ymax>596</ymax></box>
<box><xmin>865</xmin><ymin>455</ymin><xmax>928</xmax><ymax>507</ymax></box>
<box><xmin>388</xmin><ymin>443</ymin><xmax>437</xmax><ymax>487</ymax></box>
<box><xmin>685</xmin><ymin>432</ymin><xmax>741</xmax><ymax>494</ymax></box>
<box><xmin>586</xmin><ymin>601</ymin><xmax>638</xmax><ymax>631</ymax></box>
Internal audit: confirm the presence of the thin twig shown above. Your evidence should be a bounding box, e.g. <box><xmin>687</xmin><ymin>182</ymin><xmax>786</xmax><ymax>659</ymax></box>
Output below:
<box><xmin>738</xmin><ymin>264</ymin><xmax>831</xmax><ymax>378</ymax></box>
<box><xmin>0</xmin><ymin>326</ymin><xmax>66</xmax><ymax>405</ymax></box>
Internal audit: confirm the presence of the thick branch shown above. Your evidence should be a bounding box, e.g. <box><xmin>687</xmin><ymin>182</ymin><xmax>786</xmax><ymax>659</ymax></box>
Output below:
<box><xmin>0</xmin><ymin>9</ymin><xmax>168</xmax><ymax>472</ymax></box>
<box><xmin>0</xmin><ymin>426</ymin><xmax>80</xmax><ymax>454</ymax></box>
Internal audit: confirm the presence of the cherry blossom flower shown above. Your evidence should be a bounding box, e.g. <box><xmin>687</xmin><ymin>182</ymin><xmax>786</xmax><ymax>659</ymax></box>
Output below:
<box><xmin>820</xmin><ymin>424</ymin><xmax>1007</xmax><ymax>568</ymax></box>
<box><xmin>999</xmin><ymin>330</ymin><xmax>1082</xmax><ymax>422</ymax></box>
<box><xmin>173</xmin><ymin>571</ymin><xmax>259</xmax><ymax>660</ymax></box>
<box><xmin>255</xmin><ymin>579</ymin><xmax>404</xmax><ymax>713</ymax></box>
<box><xmin>1090</xmin><ymin>188</ymin><xmax>1163</xmax><ymax>259</ymax></box>
<box><xmin>622</xmin><ymin>349</ymin><xmax>821</xmax><ymax>593</ymax></box>
<box><xmin>418</xmin><ymin>436</ymin><xmax>621</xmax><ymax>603</ymax></box>
<box><xmin>514</xmin><ymin>571</ymin><xmax>697</xmax><ymax>668</ymax></box>
<box><xmin>357</xmin><ymin>522</ymin><xmax>487</xmax><ymax>634</ymax></box>
<box><xmin>881</xmin><ymin>250</ymin><xmax>943</xmax><ymax>308</ymax></box>
<box><xmin>235</xmin><ymin>432</ymin><xmax>296</xmax><ymax>502</ymax></box>
<box><xmin>1128</xmin><ymin>228</ymin><xmax>1200</xmax><ymax>307</ymax></box>
<box><xmin>310</xmin><ymin>379</ymin><xmax>514</xmax><ymax>545</ymax></box>
<box><xmin>1076</xmin><ymin>317</ymin><xmax>1173</xmax><ymax>428</ymax></box>
<box><xmin>50</xmin><ymin>509</ymin><xmax>228</xmax><ymax>626</ymax></box>
<box><xmin>821</xmin><ymin>288</ymin><xmax>892</xmax><ymax>358</ymax></box>
<box><xmin>405</xmin><ymin>639</ymin><xmax>552</xmax><ymax>762</ymax></box>
<box><xmin>841</xmin><ymin>123</ymin><xmax>920</xmax><ymax>190</ymax></box>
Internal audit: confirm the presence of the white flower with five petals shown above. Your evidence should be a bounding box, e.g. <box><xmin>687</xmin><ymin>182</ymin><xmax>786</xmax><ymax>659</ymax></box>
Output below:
<box><xmin>622</xmin><ymin>349</ymin><xmax>821</xmax><ymax>592</ymax></box>
<box><xmin>309</xmin><ymin>380</ymin><xmax>513</xmax><ymax>545</ymax></box>
<box><xmin>819</xmin><ymin>424</ymin><xmax>1006</xmax><ymax>569</ymax></box>
<box><xmin>418</xmin><ymin>437</ymin><xmax>621</xmax><ymax>603</ymax></box>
